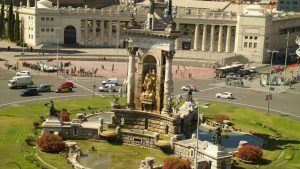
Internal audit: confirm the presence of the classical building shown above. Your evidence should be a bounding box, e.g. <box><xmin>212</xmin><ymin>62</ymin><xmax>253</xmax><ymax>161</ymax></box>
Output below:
<box><xmin>16</xmin><ymin>0</ymin><xmax>300</xmax><ymax>63</ymax></box>
<box><xmin>277</xmin><ymin>0</ymin><xmax>300</xmax><ymax>12</ymax></box>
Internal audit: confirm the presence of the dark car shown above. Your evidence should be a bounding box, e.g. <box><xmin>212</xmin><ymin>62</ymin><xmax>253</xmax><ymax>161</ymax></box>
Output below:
<box><xmin>20</xmin><ymin>88</ymin><xmax>39</xmax><ymax>96</ymax></box>
<box><xmin>181</xmin><ymin>85</ymin><xmax>198</xmax><ymax>92</ymax></box>
<box><xmin>236</xmin><ymin>69</ymin><xmax>251</xmax><ymax>77</ymax></box>
<box><xmin>58</xmin><ymin>81</ymin><xmax>74</xmax><ymax>88</ymax></box>
<box><xmin>37</xmin><ymin>84</ymin><xmax>51</xmax><ymax>92</ymax></box>
<box><xmin>56</xmin><ymin>86</ymin><xmax>72</xmax><ymax>93</ymax></box>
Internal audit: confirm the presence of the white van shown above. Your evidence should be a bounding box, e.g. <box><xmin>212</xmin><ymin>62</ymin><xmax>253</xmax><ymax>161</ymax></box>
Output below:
<box><xmin>102</xmin><ymin>78</ymin><xmax>118</xmax><ymax>85</ymax></box>
<box><xmin>16</xmin><ymin>71</ymin><xmax>31</xmax><ymax>76</ymax></box>
<box><xmin>99</xmin><ymin>84</ymin><xmax>116</xmax><ymax>92</ymax></box>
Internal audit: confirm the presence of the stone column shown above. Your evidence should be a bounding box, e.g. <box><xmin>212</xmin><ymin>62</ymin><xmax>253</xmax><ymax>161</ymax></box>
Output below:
<box><xmin>218</xmin><ymin>25</ymin><xmax>223</xmax><ymax>52</ymax></box>
<box><xmin>116</xmin><ymin>20</ymin><xmax>120</xmax><ymax>47</ymax></box>
<box><xmin>193</xmin><ymin>24</ymin><xmax>199</xmax><ymax>50</ymax></box>
<box><xmin>84</xmin><ymin>19</ymin><xmax>88</xmax><ymax>46</ymax></box>
<box><xmin>92</xmin><ymin>19</ymin><xmax>96</xmax><ymax>46</ymax></box>
<box><xmin>127</xmin><ymin>47</ymin><xmax>139</xmax><ymax>109</ymax></box>
<box><xmin>226</xmin><ymin>25</ymin><xmax>232</xmax><ymax>52</ymax></box>
<box><xmin>210</xmin><ymin>25</ymin><xmax>215</xmax><ymax>52</ymax></box>
<box><xmin>108</xmin><ymin>20</ymin><xmax>112</xmax><ymax>46</ymax></box>
<box><xmin>175</xmin><ymin>22</ymin><xmax>180</xmax><ymax>50</ymax></box>
<box><xmin>162</xmin><ymin>51</ymin><xmax>175</xmax><ymax>115</ymax></box>
<box><xmin>201</xmin><ymin>25</ymin><xmax>207</xmax><ymax>52</ymax></box>
<box><xmin>100</xmin><ymin>20</ymin><xmax>104</xmax><ymax>46</ymax></box>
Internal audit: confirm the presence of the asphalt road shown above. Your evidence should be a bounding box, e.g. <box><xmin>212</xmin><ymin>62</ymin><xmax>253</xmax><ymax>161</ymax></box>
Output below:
<box><xmin>1</xmin><ymin>67</ymin><xmax>299</xmax><ymax>120</ymax></box>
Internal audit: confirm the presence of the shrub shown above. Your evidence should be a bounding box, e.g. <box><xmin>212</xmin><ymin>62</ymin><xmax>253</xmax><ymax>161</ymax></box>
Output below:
<box><xmin>58</xmin><ymin>109</ymin><xmax>70</xmax><ymax>122</ymax></box>
<box><xmin>25</xmin><ymin>134</ymin><xmax>36</xmax><ymax>146</ymax></box>
<box><xmin>37</xmin><ymin>133</ymin><xmax>65</xmax><ymax>153</ymax></box>
<box><xmin>39</xmin><ymin>116</ymin><xmax>45</xmax><ymax>123</ymax></box>
<box><xmin>214</xmin><ymin>114</ymin><xmax>229</xmax><ymax>123</ymax></box>
<box><xmin>33</xmin><ymin>121</ymin><xmax>40</xmax><ymax>129</ymax></box>
<box><xmin>163</xmin><ymin>157</ymin><xmax>191</xmax><ymax>169</ymax></box>
<box><xmin>237</xmin><ymin>145</ymin><xmax>263</xmax><ymax>162</ymax></box>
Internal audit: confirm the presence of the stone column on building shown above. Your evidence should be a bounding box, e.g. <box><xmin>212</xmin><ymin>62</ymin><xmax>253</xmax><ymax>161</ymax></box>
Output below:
<box><xmin>218</xmin><ymin>25</ymin><xmax>223</xmax><ymax>52</ymax></box>
<box><xmin>127</xmin><ymin>47</ymin><xmax>139</xmax><ymax>109</ymax></box>
<box><xmin>162</xmin><ymin>51</ymin><xmax>175</xmax><ymax>115</ymax></box>
<box><xmin>193</xmin><ymin>24</ymin><xmax>199</xmax><ymax>50</ymax></box>
<box><xmin>108</xmin><ymin>20</ymin><xmax>112</xmax><ymax>46</ymax></box>
<box><xmin>225</xmin><ymin>25</ymin><xmax>232</xmax><ymax>52</ymax></box>
<box><xmin>92</xmin><ymin>19</ymin><xmax>96</xmax><ymax>46</ymax></box>
<box><xmin>100</xmin><ymin>20</ymin><xmax>104</xmax><ymax>46</ymax></box>
<box><xmin>116</xmin><ymin>20</ymin><xmax>120</xmax><ymax>47</ymax></box>
<box><xmin>175</xmin><ymin>23</ymin><xmax>180</xmax><ymax>50</ymax></box>
<box><xmin>84</xmin><ymin>19</ymin><xmax>88</xmax><ymax>46</ymax></box>
<box><xmin>202</xmin><ymin>25</ymin><xmax>207</xmax><ymax>52</ymax></box>
<box><xmin>210</xmin><ymin>25</ymin><xmax>215</xmax><ymax>52</ymax></box>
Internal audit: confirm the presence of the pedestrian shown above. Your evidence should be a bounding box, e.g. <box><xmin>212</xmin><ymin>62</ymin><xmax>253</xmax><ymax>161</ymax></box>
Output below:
<box><xmin>7</xmin><ymin>46</ymin><xmax>10</xmax><ymax>51</ymax></box>
<box><xmin>177</xmin><ymin>65</ymin><xmax>179</xmax><ymax>71</ymax></box>
<box><xmin>30</xmin><ymin>47</ymin><xmax>33</xmax><ymax>52</ymax></box>
<box><xmin>175</xmin><ymin>69</ymin><xmax>178</xmax><ymax>74</ymax></box>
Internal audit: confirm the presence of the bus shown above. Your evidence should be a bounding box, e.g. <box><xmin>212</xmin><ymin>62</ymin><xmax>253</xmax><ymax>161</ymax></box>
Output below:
<box><xmin>215</xmin><ymin>64</ymin><xmax>244</xmax><ymax>78</ymax></box>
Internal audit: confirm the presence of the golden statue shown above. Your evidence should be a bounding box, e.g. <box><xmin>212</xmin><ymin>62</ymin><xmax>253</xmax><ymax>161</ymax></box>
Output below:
<box><xmin>141</xmin><ymin>69</ymin><xmax>156</xmax><ymax>101</ymax></box>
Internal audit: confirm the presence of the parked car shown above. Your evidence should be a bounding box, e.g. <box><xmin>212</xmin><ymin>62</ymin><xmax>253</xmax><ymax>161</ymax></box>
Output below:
<box><xmin>216</xmin><ymin>92</ymin><xmax>233</xmax><ymax>99</ymax></box>
<box><xmin>181</xmin><ymin>85</ymin><xmax>198</xmax><ymax>92</ymax></box>
<box><xmin>102</xmin><ymin>78</ymin><xmax>118</xmax><ymax>85</ymax></box>
<box><xmin>37</xmin><ymin>84</ymin><xmax>51</xmax><ymax>92</ymax></box>
<box><xmin>16</xmin><ymin>71</ymin><xmax>31</xmax><ymax>76</ymax></box>
<box><xmin>58</xmin><ymin>81</ymin><xmax>74</xmax><ymax>88</ymax></box>
<box><xmin>225</xmin><ymin>73</ymin><xmax>239</xmax><ymax>79</ymax></box>
<box><xmin>20</xmin><ymin>88</ymin><xmax>38</xmax><ymax>96</ymax></box>
<box><xmin>55</xmin><ymin>86</ymin><xmax>72</xmax><ymax>93</ymax></box>
<box><xmin>99</xmin><ymin>84</ymin><xmax>116</xmax><ymax>92</ymax></box>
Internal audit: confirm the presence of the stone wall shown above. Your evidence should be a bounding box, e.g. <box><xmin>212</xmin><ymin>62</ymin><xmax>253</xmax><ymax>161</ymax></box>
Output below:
<box><xmin>43</xmin><ymin>126</ymin><xmax>98</xmax><ymax>140</ymax></box>
<box><xmin>120</xmin><ymin>130</ymin><xmax>160</xmax><ymax>150</ymax></box>
<box><xmin>113</xmin><ymin>110</ymin><xmax>181</xmax><ymax>135</ymax></box>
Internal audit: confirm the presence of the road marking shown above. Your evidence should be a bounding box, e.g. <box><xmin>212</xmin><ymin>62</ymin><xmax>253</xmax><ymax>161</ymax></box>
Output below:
<box><xmin>0</xmin><ymin>94</ymin><xmax>93</xmax><ymax>107</ymax></box>
<box><xmin>58</xmin><ymin>76</ymin><xmax>104</xmax><ymax>97</ymax></box>
<box><xmin>194</xmin><ymin>97</ymin><xmax>300</xmax><ymax>119</ymax></box>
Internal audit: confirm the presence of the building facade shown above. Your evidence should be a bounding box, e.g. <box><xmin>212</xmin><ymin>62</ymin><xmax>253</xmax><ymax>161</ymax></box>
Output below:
<box><xmin>16</xmin><ymin>0</ymin><xmax>300</xmax><ymax>63</ymax></box>
<box><xmin>277</xmin><ymin>0</ymin><xmax>300</xmax><ymax>12</ymax></box>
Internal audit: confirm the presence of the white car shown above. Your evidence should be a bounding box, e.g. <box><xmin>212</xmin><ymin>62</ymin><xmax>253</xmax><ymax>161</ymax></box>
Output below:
<box><xmin>99</xmin><ymin>84</ymin><xmax>116</xmax><ymax>92</ymax></box>
<box><xmin>16</xmin><ymin>71</ymin><xmax>31</xmax><ymax>76</ymax></box>
<box><xmin>216</xmin><ymin>92</ymin><xmax>233</xmax><ymax>99</ymax></box>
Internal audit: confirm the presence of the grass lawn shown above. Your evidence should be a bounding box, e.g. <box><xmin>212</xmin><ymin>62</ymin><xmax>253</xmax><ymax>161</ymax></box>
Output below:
<box><xmin>0</xmin><ymin>96</ymin><xmax>299</xmax><ymax>169</ymax></box>
<box><xmin>197</xmin><ymin>100</ymin><xmax>300</xmax><ymax>169</ymax></box>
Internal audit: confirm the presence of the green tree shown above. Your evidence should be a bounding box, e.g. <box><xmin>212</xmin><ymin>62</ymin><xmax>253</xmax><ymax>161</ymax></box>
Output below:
<box><xmin>14</xmin><ymin>11</ymin><xmax>20</xmax><ymax>42</ymax></box>
<box><xmin>0</xmin><ymin>0</ymin><xmax>5</xmax><ymax>38</ymax></box>
<box><xmin>8</xmin><ymin>0</ymin><xmax>14</xmax><ymax>41</ymax></box>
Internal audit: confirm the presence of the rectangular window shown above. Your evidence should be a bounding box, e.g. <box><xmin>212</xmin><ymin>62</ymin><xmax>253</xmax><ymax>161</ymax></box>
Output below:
<box><xmin>133</xmin><ymin>138</ymin><xmax>142</xmax><ymax>143</ymax></box>
<box><xmin>280</xmin><ymin>0</ymin><xmax>284</xmax><ymax>4</ymax></box>
<box><xmin>51</xmin><ymin>28</ymin><xmax>54</xmax><ymax>32</ymax></box>
<box><xmin>293</xmin><ymin>1</ymin><xmax>297</xmax><ymax>4</ymax></box>
<box><xmin>41</xmin><ymin>17</ymin><xmax>44</xmax><ymax>21</ymax></box>
<box><xmin>254</xmin><ymin>36</ymin><xmax>258</xmax><ymax>40</ymax></box>
<box><xmin>41</xmin><ymin>28</ymin><xmax>44</xmax><ymax>32</ymax></box>
<box><xmin>73</xmin><ymin>128</ymin><xmax>78</xmax><ymax>136</ymax></box>
<box><xmin>245</xmin><ymin>36</ymin><xmax>248</xmax><ymax>39</ymax></box>
<box><xmin>254</xmin><ymin>43</ymin><xmax>257</xmax><ymax>48</ymax></box>
<box><xmin>46</xmin><ymin>17</ymin><xmax>49</xmax><ymax>21</ymax></box>
<box><xmin>46</xmin><ymin>28</ymin><xmax>49</xmax><ymax>32</ymax></box>
<box><xmin>250</xmin><ymin>36</ymin><xmax>253</xmax><ymax>39</ymax></box>
<box><xmin>249</xmin><ymin>43</ymin><xmax>252</xmax><ymax>48</ymax></box>
<box><xmin>244</xmin><ymin>42</ymin><xmax>248</xmax><ymax>48</ymax></box>
<box><xmin>51</xmin><ymin>17</ymin><xmax>54</xmax><ymax>21</ymax></box>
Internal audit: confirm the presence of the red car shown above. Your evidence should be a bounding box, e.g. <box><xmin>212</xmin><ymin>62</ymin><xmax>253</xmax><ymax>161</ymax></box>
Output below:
<box><xmin>58</xmin><ymin>81</ymin><xmax>74</xmax><ymax>88</ymax></box>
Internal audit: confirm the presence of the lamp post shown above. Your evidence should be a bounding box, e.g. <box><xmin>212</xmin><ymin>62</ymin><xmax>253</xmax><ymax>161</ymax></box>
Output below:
<box><xmin>54</xmin><ymin>27</ymin><xmax>61</xmax><ymax>75</ymax></box>
<box><xmin>266</xmin><ymin>50</ymin><xmax>279</xmax><ymax>116</ymax></box>
<box><xmin>194</xmin><ymin>103</ymin><xmax>200</xmax><ymax>169</ymax></box>
<box><xmin>284</xmin><ymin>31</ymin><xmax>289</xmax><ymax>84</ymax></box>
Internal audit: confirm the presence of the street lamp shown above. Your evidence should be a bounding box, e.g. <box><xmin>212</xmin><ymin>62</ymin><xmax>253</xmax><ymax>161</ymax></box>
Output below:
<box><xmin>266</xmin><ymin>50</ymin><xmax>279</xmax><ymax>116</ymax></box>
<box><xmin>194</xmin><ymin>102</ymin><xmax>200</xmax><ymax>169</ymax></box>
<box><xmin>284</xmin><ymin>31</ymin><xmax>289</xmax><ymax>84</ymax></box>
<box><xmin>54</xmin><ymin>27</ymin><xmax>61</xmax><ymax>75</ymax></box>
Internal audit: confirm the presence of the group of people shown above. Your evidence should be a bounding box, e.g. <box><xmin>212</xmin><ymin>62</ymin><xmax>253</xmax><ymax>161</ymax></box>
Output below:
<box><xmin>4</xmin><ymin>61</ymin><xmax>17</xmax><ymax>71</ymax></box>
<box><xmin>174</xmin><ymin>65</ymin><xmax>193</xmax><ymax>79</ymax></box>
